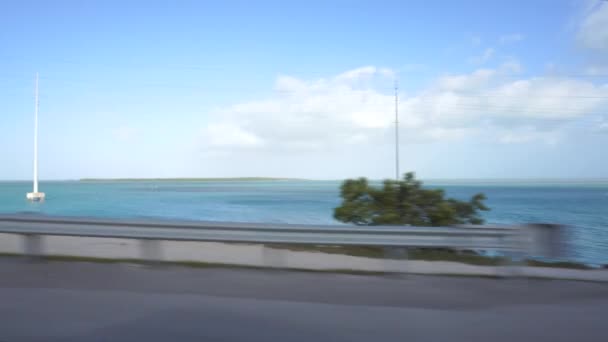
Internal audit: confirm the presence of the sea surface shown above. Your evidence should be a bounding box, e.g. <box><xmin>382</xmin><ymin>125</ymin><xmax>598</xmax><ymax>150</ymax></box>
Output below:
<box><xmin>0</xmin><ymin>180</ymin><xmax>607</xmax><ymax>265</ymax></box>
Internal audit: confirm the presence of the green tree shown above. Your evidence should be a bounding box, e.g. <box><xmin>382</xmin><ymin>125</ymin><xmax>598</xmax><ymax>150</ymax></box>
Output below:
<box><xmin>334</xmin><ymin>172</ymin><xmax>489</xmax><ymax>226</ymax></box>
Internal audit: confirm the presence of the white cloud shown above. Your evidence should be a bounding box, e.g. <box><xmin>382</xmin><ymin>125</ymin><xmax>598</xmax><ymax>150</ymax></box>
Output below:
<box><xmin>335</xmin><ymin>66</ymin><xmax>394</xmax><ymax>82</ymax></box>
<box><xmin>499</xmin><ymin>33</ymin><xmax>524</xmax><ymax>44</ymax></box>
<box><xmin>201</xmin><ymin>69</ymin><xmax>395</xmax><ymax>154</ymax></box>
<box><xmin>468</xmin><ymin>48</ymin><xmax>495</xmax><ymax>64</ymax></box>
<box><xmin>199</xmin><ymin>65</ymin><xmax>608</xmax><ymax>154</ymax></box>
<box><xmin>498</xmin><ymin>127</ymin><xmax>560</xmax><ymax>145</ymax></box>
<box><xmin>437</xmin><ymin>69</ymin><xmax>496</xmax><ymax>91</ymax></box>
<box><xmin>203</xmin><ymin>123</ymin><xmax>265</xmax><ymax>148</ymax></box>
<box><xmin>577</xmin><ymin>2</ymin><xmax>608</xmax><ymax>52</ymax></box>
<box><xmin>275</xmin><ymin>75</ymin><xmax>308</xmax><ymax>93</ymax></box>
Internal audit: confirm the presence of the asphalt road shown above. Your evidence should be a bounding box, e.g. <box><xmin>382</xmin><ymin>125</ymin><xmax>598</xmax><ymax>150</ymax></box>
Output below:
<box><xmin>0</xmin><ymin>258</ymin><xmax>607</xmax><ymax>342</ymax></box>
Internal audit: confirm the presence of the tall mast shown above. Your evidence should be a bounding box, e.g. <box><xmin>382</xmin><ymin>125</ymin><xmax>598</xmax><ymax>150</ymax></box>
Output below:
<box><xmin>26</xmin><ymin>72</ymin><xmax>45</xmax><ymax>201</ymax></box>
<box><xmin>394</xmin><ymin>78</ymin><xmax>399</xmax><ymax>180</ymax></box>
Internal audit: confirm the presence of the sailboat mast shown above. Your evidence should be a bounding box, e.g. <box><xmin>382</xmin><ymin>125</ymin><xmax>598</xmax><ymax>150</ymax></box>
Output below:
<box><xmin>394</xmin><ymin>79</ymin><xmax>399</xmax><ymax>181</ymax></box>
<box><xmin>26</xmin><ymin>72</ymin><xmax>45</xmax><ymax>201</ymax></box>
<box><xmin>33</xmin><ymin>73</ymin><xmax>39</xmax><ymax>193</ymax></box>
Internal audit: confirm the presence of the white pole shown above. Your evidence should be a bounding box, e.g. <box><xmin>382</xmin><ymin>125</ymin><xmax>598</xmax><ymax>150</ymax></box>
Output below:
<box><xmin>394</xmin><ymin>79</ymin><xmax>399</xmax><ymax>180</ymax></box>
<box><xmin>33</xmin><ymin>73</ymin><xmax>39</xmax><ymax>193</ymax></box>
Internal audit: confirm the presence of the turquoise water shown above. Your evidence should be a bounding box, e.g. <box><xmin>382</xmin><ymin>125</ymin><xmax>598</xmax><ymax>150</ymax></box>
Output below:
<box><xmin>0</xmin><ymin>180</ymin><xmax>607</xmax><ymax>265</ymax></box>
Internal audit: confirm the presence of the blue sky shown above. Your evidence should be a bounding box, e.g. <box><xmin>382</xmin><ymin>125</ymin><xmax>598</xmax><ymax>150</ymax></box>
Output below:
<box><xmin>1</xmin><ymin>0</ymin><xmax>607</xmax><ymax>180</ymax></box>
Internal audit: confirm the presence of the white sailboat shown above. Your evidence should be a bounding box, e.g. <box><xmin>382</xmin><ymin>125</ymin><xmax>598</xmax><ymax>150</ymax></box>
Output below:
<box><xmin>26</xmin><ymin>73</ymin><xmax>45</xmax><ymax>201</ymax></box>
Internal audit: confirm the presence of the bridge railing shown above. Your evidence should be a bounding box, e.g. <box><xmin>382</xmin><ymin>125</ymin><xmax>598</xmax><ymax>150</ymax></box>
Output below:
<box><xmin>0</xmin><ymin>214</ymin><xmax>563</xmax><ymax>270</ymax></box>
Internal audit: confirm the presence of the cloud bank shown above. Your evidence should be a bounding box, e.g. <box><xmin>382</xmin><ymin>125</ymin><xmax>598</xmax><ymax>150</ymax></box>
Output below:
<box><xmin>200</xmin><ymin>64</ymin><xmax>608</xmax><ymax>155</ymax></box>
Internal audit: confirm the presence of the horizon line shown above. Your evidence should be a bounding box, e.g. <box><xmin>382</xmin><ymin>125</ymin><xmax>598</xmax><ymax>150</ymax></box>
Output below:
<box><xmin>2</xmin><ymin>177</ymin><xmax>608</xmax><ymax>182</ymax></box>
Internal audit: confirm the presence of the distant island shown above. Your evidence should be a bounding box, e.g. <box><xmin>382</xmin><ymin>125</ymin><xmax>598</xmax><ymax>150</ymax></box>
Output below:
<box><xmin>79</xmin><ymin>177</ymin><xmax>305</xmax><ymax>182</ymax></box>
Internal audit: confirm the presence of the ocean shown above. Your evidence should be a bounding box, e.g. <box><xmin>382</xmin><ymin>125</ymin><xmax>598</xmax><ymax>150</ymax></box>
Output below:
<box><xmin>0</xmin><ymin>180</ymin><xmax>607</xmax><ymax>265</ymax></box>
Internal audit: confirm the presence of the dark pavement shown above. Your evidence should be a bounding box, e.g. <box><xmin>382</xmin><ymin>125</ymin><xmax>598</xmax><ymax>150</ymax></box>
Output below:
<box><xmin>0</xmin><ymin>258</ymin><xmax>607</xmax><ymax>341</ymax></box>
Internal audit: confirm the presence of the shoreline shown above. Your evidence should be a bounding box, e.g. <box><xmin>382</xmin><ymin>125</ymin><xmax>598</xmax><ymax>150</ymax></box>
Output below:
<box><xmin>78</xmin><ymin>177</ymin><xmax>307</xmax><ymax>182</ymax></box>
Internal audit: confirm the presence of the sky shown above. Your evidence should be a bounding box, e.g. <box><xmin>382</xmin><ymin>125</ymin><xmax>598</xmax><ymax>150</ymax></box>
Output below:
<box><xmin>0</xmin><ymin>0</ymin><xmax>607</xmax><ymax>180</ymax></box>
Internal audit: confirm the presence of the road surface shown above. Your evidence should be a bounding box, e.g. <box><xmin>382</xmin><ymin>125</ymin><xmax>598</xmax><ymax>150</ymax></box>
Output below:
<box><xmin>0</xmin><ymin>258</ymin><xmax>607</xmax><ymax>341</ymax></box>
